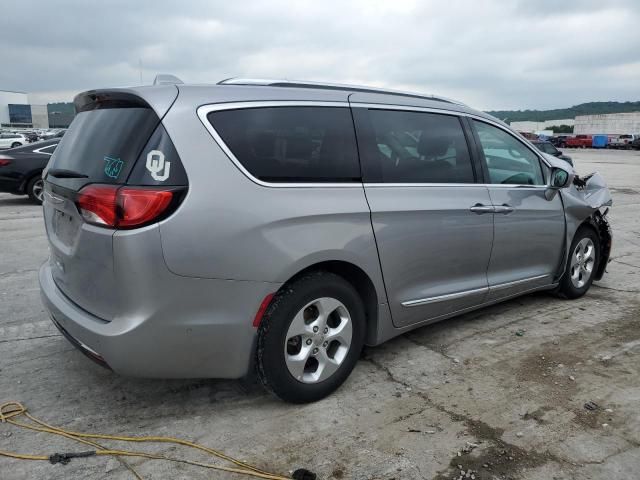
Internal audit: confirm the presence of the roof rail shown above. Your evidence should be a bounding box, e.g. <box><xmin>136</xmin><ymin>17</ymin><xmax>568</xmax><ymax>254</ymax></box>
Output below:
<box><xmin>153</xmin><ymin>74</ymin><xmax>184</xmax><ymax>86</ymax></box>
<box><xmin>217</xmin><ymin>78</ymin><xmax>466</xmax><ymax>106</ymax></box>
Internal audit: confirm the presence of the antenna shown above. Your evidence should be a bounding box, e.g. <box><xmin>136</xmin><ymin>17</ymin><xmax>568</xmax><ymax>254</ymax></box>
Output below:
<box><xmin>153</xmin><ymin>74</ymin><xmax>184</xmax><ymax>86</ymax></box>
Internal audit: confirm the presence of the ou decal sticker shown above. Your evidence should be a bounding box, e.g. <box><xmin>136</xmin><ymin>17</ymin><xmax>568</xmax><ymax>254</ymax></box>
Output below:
<box><xmin>146</xmin><ymin>150</ymin><xmax>171</xmax><ymax>182</ymax></box>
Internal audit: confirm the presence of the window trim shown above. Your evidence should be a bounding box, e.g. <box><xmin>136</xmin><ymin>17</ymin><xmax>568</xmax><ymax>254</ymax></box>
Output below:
<box><xmin>197</xmin><ymin>101</ymin><xmax>362</xmax><ymax>188</ymax></box>
<box><xmin>197</xmin><ymin>100</ymin><xmax>552</xmax><ymax>188</ymax></box>
<box><xmin>470</xmin><ymin>118</ymin><xmax>548</xmax><ymax>187</ymax></box>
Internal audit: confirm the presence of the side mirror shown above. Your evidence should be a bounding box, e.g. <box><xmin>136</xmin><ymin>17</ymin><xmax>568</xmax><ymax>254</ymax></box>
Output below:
<box><xmin>545</xmin><ymin>166</ymin><xmax>572</xmax><ymax>200</ymax></box>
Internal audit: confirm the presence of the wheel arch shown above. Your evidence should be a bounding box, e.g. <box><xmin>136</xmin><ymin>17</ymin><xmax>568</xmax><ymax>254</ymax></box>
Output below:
<box><xmin>278</xmin><ymin>260</ymin><xmax>382</xmax><ymax>346</ymax></box>
<box><xmin>19</xmin><ymin>169</ymin><xmax>44</xmax><ymax>193</ymax></box>
<box><xmin>576</xmin><ymin>212</ymin><xmax>612</xmax><ymax>281</ymax></box>
<box><xmin>561</xmin><ymin>212</ymin><xmax>611</xmax><ymax>283</ymax></box>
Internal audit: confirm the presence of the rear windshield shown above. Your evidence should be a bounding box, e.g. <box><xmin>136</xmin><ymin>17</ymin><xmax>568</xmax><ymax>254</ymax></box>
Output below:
<box><xmin>48</xmin><ymin>108</ymin><xmax>158</xmax><ymax>187</ymax></box>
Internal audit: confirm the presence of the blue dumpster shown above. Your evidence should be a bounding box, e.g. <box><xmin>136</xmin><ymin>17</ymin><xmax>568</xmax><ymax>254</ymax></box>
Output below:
<box><xmin>592</xmin><ymin>135</ymin><xmax>608</xmax><ymax>148</ymax></box>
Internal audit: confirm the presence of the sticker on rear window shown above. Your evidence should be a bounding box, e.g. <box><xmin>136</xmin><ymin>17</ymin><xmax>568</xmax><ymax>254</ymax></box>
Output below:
<box><xmin>104</xmin><ymin>156</ymin><xmax>124</xmax><ymax>179</ymax></box>
<box><xmin>146</xmin><ymin>150</ymin><xmax>171</xmax><ymax>181</ymax></box>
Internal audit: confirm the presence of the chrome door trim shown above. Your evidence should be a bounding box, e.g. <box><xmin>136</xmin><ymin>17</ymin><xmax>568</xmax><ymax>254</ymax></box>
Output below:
<box><xmin>489</xmin><ymin>274</ymin><xmax>551</xmax><ymax>292</ymax></box>
<box><xmin>197</xmin><ymin>101</ymin><xmax>362</xmax><ymax>189</ymax></box>
<box><xmin>402</xmin><ymin>286</ymin><xmax>488</xmax><ymax>307</ymax></box>
<box><xmin>362</xmin><ymin>183</ymin><xmax>546</xmax><ymax>189</ymax></box>
<box><xmin>197</xmin><ymin>99</ymin><xmax>550</xmax><ymax>188</ymax></box>
<box><xmin>401</xmin><ymin>273</ymin><xmax>552</xmax><ymax>307</ymax></box>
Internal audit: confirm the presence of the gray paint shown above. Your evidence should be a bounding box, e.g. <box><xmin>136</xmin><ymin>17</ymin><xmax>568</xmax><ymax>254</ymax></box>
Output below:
<box><xmin>39</xmin><ymin>81</ymin><xmax>612</xmax><ymax>379</ymax></box>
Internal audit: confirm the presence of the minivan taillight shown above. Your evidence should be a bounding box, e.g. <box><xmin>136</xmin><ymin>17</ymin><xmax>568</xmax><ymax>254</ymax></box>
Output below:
<box><xmin>76</xmin><ymin>184</ymin><xmax>182</xmax><ymax>229</ymax></box>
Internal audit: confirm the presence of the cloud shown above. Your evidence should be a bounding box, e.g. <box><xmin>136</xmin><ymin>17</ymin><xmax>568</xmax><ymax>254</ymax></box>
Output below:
<box><xmin>1</xmin><ymin>0</ymin><xmax>639</xmax><ymax>110</ymax></box>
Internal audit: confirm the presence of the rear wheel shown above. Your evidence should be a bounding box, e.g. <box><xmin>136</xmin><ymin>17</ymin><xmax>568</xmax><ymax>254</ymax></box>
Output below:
<box><xmin>257</xmin><ymin>271</ymin><xmax>365</xmax><ymax>403</ymax></box>
<box><xmin>27</xmin><ymin>176</ymin><xmax>44</xmax><ymax>204</ymax></box>
<box><xmin>557</xmin><ymin>227</ymin><xmax>600</xmax><ymax>299</ymax></box>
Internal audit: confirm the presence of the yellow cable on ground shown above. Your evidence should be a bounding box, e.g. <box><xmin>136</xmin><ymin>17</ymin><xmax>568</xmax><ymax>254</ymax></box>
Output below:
<box><xmin>0</xmin><ymin>401</ymin><xmax>299</xmax><ymax>480</ymax></box>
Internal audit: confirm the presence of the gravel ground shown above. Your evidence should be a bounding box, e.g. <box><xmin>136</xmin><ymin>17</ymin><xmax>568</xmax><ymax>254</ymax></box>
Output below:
<box><xmin>1</xmin><ymin>148</ymin><xmax>639</xmax><ymax>480</ymax></box>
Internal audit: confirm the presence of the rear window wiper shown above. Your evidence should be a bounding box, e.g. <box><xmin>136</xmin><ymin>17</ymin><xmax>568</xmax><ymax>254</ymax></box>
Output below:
<box><xmin>47</xmin><ymin>168</ymin><xmax>89</xmax><ymax>179</ymax></box>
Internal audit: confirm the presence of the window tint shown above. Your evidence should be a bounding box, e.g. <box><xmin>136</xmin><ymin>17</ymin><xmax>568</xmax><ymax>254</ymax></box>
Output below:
<box><xmin>357</xmin><ymin>109</ymin><xmax>475</xmax><ymax>183</ymax></box>
<box><xmin>48</xmin><ymin>108</ymin><xmax>159</xmax><ymax>187</ymax></box>
<box><xmin>208</xmin><ymin>107</ymin><xmax>360</xmax><ymax>182</ymax></box>
<box><xmin>473</xmin><ymin>121</ymin><xmax>544</xmax><ymax>185</ymax></box>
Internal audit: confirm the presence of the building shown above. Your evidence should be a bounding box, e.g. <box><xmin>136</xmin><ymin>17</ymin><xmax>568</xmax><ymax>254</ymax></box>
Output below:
<box><xmin>30</xmin><ymin>105</ymin><xmax>49</xmax><ymax>128</ymax></box>
<box><xmin>574</xmin><ymin>112</ymin><xmax>640</xmax><ymax>135</ymax></box>
<box><xmin>0</xmin><ymin>90</ymin><xmax>29</xmax><ymax>127</ymax></box>
<box><xmin>509</xmin><ymin>119</ymin><xmax>575</xmax><ymax>134</ymax></box>
<box><xmin>0</xmin><ymin>89</ymin><xmax>76</xmax><ymax>129</ymax></box>
<box><xmin>47</xmin><ymin>103</ymin><xmax>75</xmax><ymax>128</ymax></box>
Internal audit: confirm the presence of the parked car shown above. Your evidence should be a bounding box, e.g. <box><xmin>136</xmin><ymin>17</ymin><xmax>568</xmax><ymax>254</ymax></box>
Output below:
<box><xmin>532</xmin><ymin>141</ymin><xmax>573</xmax><ymax>166</ymax></box>
<box><xmin>17</xmin><ymin>131</ymin><xmax>39</xmax><ymax>143</ymax></box>
<box><xmin>565</xmin><ymin>135</ymin><xmax>592</xmax><ymax>148</ymax></box>
<box><xmin>0</xmin><ymin>133</ymin><xmax>27</xmax><ymax>149</ymax></box>
<box><xmin>548</xmin><ymin>136</ymin><xmax>568</xmax><ymax>148</ymax></box>
<box><xmin>632</xmin><ymin>137</ymin><xmax>640</xmax><ymax>150</ymax></box>
<box><xmin>609</xmin><ymin>134</ymin><xmax>638</xmax><ymax>149</ymax></box>
<box><xmin>0</xmin><ymin>139</ymin><xmax>59</xmax><ymax>203</ymax></box>
<box><xmin>39</xmin><ymin>79</ymin><xmax>613</xmax><ymax>403</ymax></box>
<box><xmin>517</xmin><ymin>131</ymin><xmax>538</xmax><ymax>140</ymax></box>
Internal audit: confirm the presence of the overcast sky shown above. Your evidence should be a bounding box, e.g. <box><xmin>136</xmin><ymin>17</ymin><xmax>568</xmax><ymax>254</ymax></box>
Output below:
<box><xmin>2</xmin><ymin>0</ymin><xmax>639</xmax><ymax>110</ymax></box>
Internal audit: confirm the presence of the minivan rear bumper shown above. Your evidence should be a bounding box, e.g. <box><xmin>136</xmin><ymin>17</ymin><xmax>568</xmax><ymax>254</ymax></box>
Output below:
<box><xmin>39</xmin><ymin>262</ymin><xmax>279</xmax><ymax>379</ymax></box>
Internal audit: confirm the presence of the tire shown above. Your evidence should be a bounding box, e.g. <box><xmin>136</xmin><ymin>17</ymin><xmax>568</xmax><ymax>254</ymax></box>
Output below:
<box><xmin>257</xmin><ymin>271</ymin><xmax>366</xmax><ymax>403</ymax></box>
<box><xmin>26</xmin><ymin>176</ymin><xmax>44</xmax><ymax>204</ymax></box>
<box><xmin>557</xmin><ymin>227</ymin><xmax>600</xmax><ymax>299</ymax></box>
<box><xmin>11</xmin><ymin>142</ymin><xmax>21</xmax><ymax>148</ymax></box>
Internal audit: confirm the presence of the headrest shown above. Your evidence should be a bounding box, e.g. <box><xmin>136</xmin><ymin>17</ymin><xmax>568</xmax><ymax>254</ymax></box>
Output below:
<box><xmin>417</xmin><ymin>131</ymin><xmax>451</xmax><ymax>158</ymax></box>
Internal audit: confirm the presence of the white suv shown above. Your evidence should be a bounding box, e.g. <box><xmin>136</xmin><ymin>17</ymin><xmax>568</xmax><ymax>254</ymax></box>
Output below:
<box><xmin>610</xmin><ymin>134</ymin><xmax>638</xmax><ymax>149</ymax></box>
<box><xmin>0</xmin><ymin>133</ymin><xmax>26</xmax><ymax>149</ymax></box>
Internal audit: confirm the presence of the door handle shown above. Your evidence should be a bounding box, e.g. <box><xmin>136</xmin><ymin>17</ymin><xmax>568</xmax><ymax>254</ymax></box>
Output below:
<box><xmin>469</xmin><ymin>204</ymin><xmax>495</xmax><ymax>214</ymax></box>
<box><xmin>494</xmin><ymin>204</ymin><xmax>515</xmax><ymax>214</ymax></box>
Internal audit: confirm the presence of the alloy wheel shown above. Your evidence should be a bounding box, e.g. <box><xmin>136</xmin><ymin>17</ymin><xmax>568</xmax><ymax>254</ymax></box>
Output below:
<box><xmin>570</xmin><ymin>238</ymin><xmax>595</xmax><ymax>289</ymax></box>
<box><xmin>284</xmin><ymin>297</ymin><xmax>353</xmax><ymax>384</ymax></box>
<box><xmin>32</xmin><ymin>179</ymin><xmax>44</xmax><ymax>203</ymax></box>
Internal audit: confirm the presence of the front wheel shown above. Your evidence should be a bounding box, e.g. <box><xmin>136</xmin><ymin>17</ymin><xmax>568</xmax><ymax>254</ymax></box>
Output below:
<box><xmin>557</xmin><ymin>227</ymin><xmax>600</xmax><ymax>299</ymax></box>
<box><xmin>257</xmin><ymin>271</ymin><xmax>365</xmax><ymax>403</ymax></box>
<box><xmin>11</xmin><ymin>142</ymin><xmax>21</xmax><ymax>148</ymax></box>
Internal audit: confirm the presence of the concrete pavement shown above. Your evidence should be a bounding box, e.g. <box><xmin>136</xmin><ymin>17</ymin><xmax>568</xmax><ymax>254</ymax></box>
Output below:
<box><xmin>1</xmin><ymin>148</ymin><xmax>639</xmax><ymax>479</ymax></box>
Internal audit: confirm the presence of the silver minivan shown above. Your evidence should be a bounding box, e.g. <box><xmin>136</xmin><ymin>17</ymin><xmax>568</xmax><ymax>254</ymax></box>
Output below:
<box><xmin>39</xmin><ymin>78</ymin><xmax>612</xmax><ymax>403</ymax></box>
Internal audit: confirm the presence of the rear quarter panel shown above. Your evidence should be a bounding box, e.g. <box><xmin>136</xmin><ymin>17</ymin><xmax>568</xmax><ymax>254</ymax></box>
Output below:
<box><xmin>157</xmin><ymin>88</ymin><xmax>387</xmax><ymax>300</ymax></box>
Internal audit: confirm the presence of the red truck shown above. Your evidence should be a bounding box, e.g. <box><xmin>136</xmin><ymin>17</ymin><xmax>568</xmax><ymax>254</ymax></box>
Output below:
<box><xmin>565</xmin><ymin>135</ymin><xmax>592</xmax><ymax>148</ymax></box>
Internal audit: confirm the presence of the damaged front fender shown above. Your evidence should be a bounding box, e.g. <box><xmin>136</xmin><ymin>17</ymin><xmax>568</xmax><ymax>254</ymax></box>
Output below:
<box><xmin>559</xmin><ymin>171</ymin><xmax>613</xmax><ymax>281</ymax></box>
